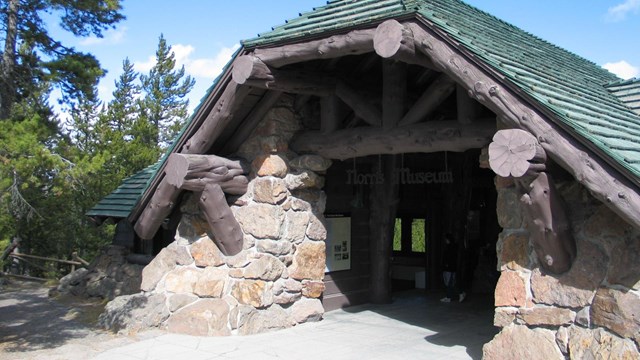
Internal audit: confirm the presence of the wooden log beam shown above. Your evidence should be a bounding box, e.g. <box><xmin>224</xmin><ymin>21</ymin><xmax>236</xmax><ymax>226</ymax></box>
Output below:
<box><xmin>489</xmin><ymin>129</ymin><xmax>546</xmax><ymax>178</ymax></box>
<box><xmin>232</xmin><ymin>55</ymin><xmax>336</xmax><ymax>96</ymax></box>
<box><xmin>399</xmin><ymin>73</ymin><xmax>456</xmax><ymax>126</ymax></box>
<box><xmin>291</xmin><ymin>120</ymin><xmax>495</xmax><ymax>160</ymax></box>
<box><xmin>374</xmin><ymin>19</ymin><xmax>435</xmax><ymax>69</ymax></box>
<box><xmin>198</xmin><ymin>183</ymin><xmax>244</xmax><ymax>256</ymax></box>
<box><xmin>406</xmin><ymin>20</ymin><xmax>640</xmax><ymax>230</ymax></box>
<box><xmin>165</xmin><ymin>153</ymin><xmax>248</xmax><ymax>188</ymax></box>
<box><xmin>336</xmin><ymin>81</ymin><xmax>381</xmax><ymax>127</ymax></box>
<box><xmin>382</xmin><ymin>59</ymin><xmax>406</xmax><ymax>129</ymax></box>
<box><xmin>520</xmin><ymin>173</ymin><xmax>577</xmax><ymax>274</ymax></box>
<box><xmin>221</xmin><ymin>91</ymin><xmax>283</xmax><ymax>154</ymax></box>
<box><xmin>134</xmin><ymin>178</ymin><xmax>180</xmax><ymax>240</ymax></box>
<box><xmin>253</xmin><ymin>28</ymin><xmax>376</xmax><ymax>68</ymax></box>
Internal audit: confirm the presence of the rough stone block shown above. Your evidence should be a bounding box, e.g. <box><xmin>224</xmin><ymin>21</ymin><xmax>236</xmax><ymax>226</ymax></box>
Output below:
<box><xmin>494</xmin><ymin>308</ymin><xmax>517</xmax><ymax>328</ymax></box>
<box><xmin>164</xmin><ymin>267</ymin><xmax>201</xmax><ymax>294</ymax></box>
<box><xmin>284</xmin><ymin>171</ymin><xmax>324</xmax><ymax>191</ymax></box>
<box><xmin>496</xmin><ymin>188</ymin><xmax>524</xmax><ymax>229</ymax></box>
<box><xmin>256</xmin><ymin>239</ymin><xmax>293</xmax><ymax>256</ymax></box>
<box><xmin>301</xmin><ymin>280</ymin><xmax>325</xmax><ymax>298</ymax></box>
<box><xmin>252</xmin><ymin>154</ymin><xmax>288</xmax><ymax>178</ymax></box>
<box><xmin>253</xmin><ymin>177</ymin><xmax>288</xmax><ymax>204</ymax></box>
<box><xmin>283</xmin><ymin>211</ymin><xmax>310</xmax><ymax>244</ymax></box>
<box><xmin>191</xmin><ymin>238</ymin><xmax>225</xmax><ymax>267</ymax></box>
<box><xmin>242</xmin><ymin>254</ymin><xmax>285</xmax><ymax>281</ymax></box>
<box><xmin>194</xmin><ymin>267</ymin><xmax>228</xmax><ymax>298</ymax></box>
<box><xmin>517</xmin><ymin>307</ymin><xmax>575</xmax><ymax>327</ymax></box>
<box><xmin>289</xmin><ymin>155</ymin><xmax>332</xmax><ymax>173</ymax></box>
<box><xmin>140</xmin><ymin>247</ymin><xmax>178</xmax><ymax>292</ymax></box>
<box><xmin>591</xmin><ymin>287</ymin><xmax>640</xmax><ymax>344</ymax></box>
<box><xmin>494</xmin><ymin>271</ymin><xmax>527</xmax><ymax>307</ymax></box>
<box><xmin>568</xmin><ymin>327</ymin><xmax>639</xmax><ymax>360</ymax></box>
<box><xmin>499</xmin><ymin>231</ymin><xmax>530</xmax><ymax>271</ymax></box>
<box><xmin>99</xmin><ymin>293</ymin><xmax>169</xmax><ymax>334</ymax></box>
<box><xmin>290</xmin><ymin>298</ymin><xmax>324</xmax><ymax>324</ymax></box>
<box><xmin>235</xmin><ymin>204</ymin><xmax>285</xmax><ymax>239</ymax></box>
<box><xmin>168</xmin><ymin>293</ymin><xmax>199</xmax><ymax>312</ymax></box>
<box><xmin>306</xmin><ymin>214</ymin><xmax>327</xmax><ymax>241</ymax></box>
<box><xmin>231</xmin><ymin>280</ymin><xmax>274</xmax><ymax>308</ymax></box>
<box><xmin>238</xmin><ymin>305</ymin><xmax>294</xmax><ymax>335</ymax></box>
<box><xmin>483</xmin><ymin>325</ymin><xmax>564</xmax><ymax>360</ymax></box>
<box><xmin>166</xmin><ymin>299</ymin><xmax>231</xmax><ymax>336</ymax></box>
<box><xmin>289</xmin><ymin>241</ymin><xmax>326</xmax><ymax>281</ymax></box>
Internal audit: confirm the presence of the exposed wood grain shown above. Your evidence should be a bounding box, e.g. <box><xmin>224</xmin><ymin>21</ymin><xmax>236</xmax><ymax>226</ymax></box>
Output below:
<box><xmin>489</xmin><ymin>129</ymin><xmax>546</xmax><ymax>177</ymax></box>
<box><xmin>198</xmin><ymin>183</ymin><xmax>244</xmax><ymax>256</ymax></box>
<box><xmin>399</xmin><ymin>73</ymin><xmax>456</xmax><ymax>126</ymax></box>
<box><xmin>407</xmin><ymin>20</ymin><xmax>640</xmax><ymax>230</ymax></box>
<box><xmin>253</xmin><ymin>28</ymin><xmax>376</xmax><ymax>68</ymax></box>
<box><xmin>291</xmin><ymin>120</ymin><xmax>495</xmax><ymax>160</ymax></box>
<box><xmin>373</xmin><ymin>19</ymin><xmax>435</xmax><ymax>69</ymax></box>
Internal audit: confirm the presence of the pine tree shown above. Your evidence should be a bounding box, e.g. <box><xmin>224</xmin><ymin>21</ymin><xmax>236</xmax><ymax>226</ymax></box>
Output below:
<box><xmin>140</xmin><ymin>34</ymin><xmax>195</xmax><ymax>148</ymax></box>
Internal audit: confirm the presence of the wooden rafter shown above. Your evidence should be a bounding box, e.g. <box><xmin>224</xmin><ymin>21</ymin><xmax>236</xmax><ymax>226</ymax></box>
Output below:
<box><xmin>399</xmin><ymin>73</ymin><xmax>456</xmax><ymax>126</ymax></box>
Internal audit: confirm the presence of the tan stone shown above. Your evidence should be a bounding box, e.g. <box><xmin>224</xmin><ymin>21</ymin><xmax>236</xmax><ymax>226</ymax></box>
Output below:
<box><xmin>253</xmin><ymin>177</ymin><xmax>288</xmax><ymax>204</ymax></box>
<box><xmin>225</xmin><ymin>250</ymin><xmax>252</xmax><ymax>268</ymax></box>
<box><xmin>273</xmin><ymin>278</ymin><xmax>303</xmax><ymax>294</ymax></box>
<box><xmin>289</xmin><ymin>241</ymin><xmax>326</xmax><ymax>281</ymax></box>
<box><xmin>234</xmin><ymin>204</ymin><xmax>285</xmax><ymax>239</ymax></box>
<box><xmin>494</xmin><ymin>308</ymin><xmax>517</xmax><ymax>327</ymax></box>
<box><xmin>256</xmin><ymin>239</ymin><xmax>293</xmax><ymax>256</ymax></box>
<box><xmin>568</xmin><ymin>327</ymin><xmax>640</xmax><ymax>360</ymax></box>
<box><xmin>283</xmin><ymin>211</ymin><xmax>310</xmax><ymax>244</ymax></box>
<box><xmin>167</xmin><ymin>243</ymin><xmax>193</xmax><ymax>266</ymax></box>
<box><xmin>518</xmin><ymin>307</ymin><xmax>575</xmax><ymax>326</ymax></box>
<box><xmin>607</xmin><ymin>235</ymin><xmax>640</xmax><ymax>290</ymax></box>
<box><xmin>499</xmin><ymin>231</ymin><xmax>530</xmax><ymax>270</ymax></box>
<box><xmin>555</xmin><ymin>327</ymin><xmax>569</xmax><ymax>355</ymax></box>
<box><xmin>494</xmin><ymin>271</ymin><xmax>527</xmax><ymax>307</ymax></box>
<box><xmin>238</xmin><ymin>304</ymin><xmax>294</xmax><ymax>335</ymax></box>
<box><xmin>166</xmin><ymin>299</ymin><xmax>231</xmax><ymax>336</ymax></box>
<box><xmin>168</xmin><ymin>293</ymin><xmax>198</xmax><ymax>312</ymax></box>
<box><xmin>190</xmin><ymin>238</ymin><xmax>224</xmax><ymax>267</ymax></box>
<box><xmin>301</xmin><ymin>280</ymin><xmax>325</xmax><ymax>298</ymax></box>
<box><xmin>583</xmin><ymin>205</ymin><xmax>633</xmax><ymax>241</ymax></box>
<box><xmin>483</xmin><ymin>325</ymin><xmax>564</xmax><ymax>360</ymax></box>
<box><xmin>284</xmin><ymin>171</ymin><xmax>324</xmax><ymax>190</ymax></box>
<box><xmin>290</xmin><ymin>298</ymin><xmax>324</xmax><ymax>324</ymax></box>
<box><xmin>306</xmin><ymin>214</ymin><xmax>327</xmax><ymax>241</ymax></box>
<box><xmin>289</xmin><ymin>155</ymin><xmax>332</xmax><ymax>172</ymax></box>
<box><xmin>231</xmin><ymin>280</ymin><xmax>274</xmax><ymax>308</ymax></box>
<box><xmin>164</xmin><ymin>267</ymin><xmax>201</xmax><ymax>294</ymax></box>
<box><xmin>194</xmin><ymin>267</ymin><xmax>228</xmax><ymax>298</ymax></box>
<box><xmin>531</xmin><ymin>240</ymin><xmax>606</xmax><ymax>308</ymax></box>
<box><xmin>252</xmin><ymin>154</ymin><xmax>288</xmax><ymax>178</ymax></box>
<box><xmin>140</xmin><ymin>247</ymin><xmax>177</xmax><ymax>292</ymax></box>
<box><xmin>242</xmin><ymin>254</ymin><xmax>285</xmax><ymax>281</ymax></box>
<box><xmin>591</xmin><ymin>288</ymin><xmax>640</xmax><ymax>344</ymax></box>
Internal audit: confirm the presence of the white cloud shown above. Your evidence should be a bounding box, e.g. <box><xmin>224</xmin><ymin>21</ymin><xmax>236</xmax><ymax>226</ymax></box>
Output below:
<box><xmin>79</xmin><ymin>26</ymin><xmax>127</xmax><ymax>46</ymax></box>
<box><xmin>606</xmin><ymin>0</ymin><xmax>640</xmax><ymax>22</ymax></box>
<box><xmin>133</xmin><ymin>43</ymin><xmax>240</xmax><ymax>80</ymax></box>
<box><xmin>603</xmin><ymin>60</ymin><xmax>640</xmax><ymax>80</ymax></box>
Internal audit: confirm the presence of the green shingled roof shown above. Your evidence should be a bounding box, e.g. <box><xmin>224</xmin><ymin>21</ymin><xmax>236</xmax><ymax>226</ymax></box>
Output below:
<box><xmin>245</xmin><ymin>0</ymin><xmax>640</xmax><ymax>178</ymax></box>
<box><xmin>86</xmin><ymin>162</ymin><xmax>160</xmax><ymax>220</ymax></box>
<box><xmin>90</xmin><ymin>0</ymin><xmax>640</xmax><ymax>220</ymax></box>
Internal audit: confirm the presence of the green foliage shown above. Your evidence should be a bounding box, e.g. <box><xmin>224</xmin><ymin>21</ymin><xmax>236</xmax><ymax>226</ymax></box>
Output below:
<box><xmin>411</xmin><ymin>219</ymin><xmax>426</xmax><ymax>253</ymax></box>
<box><xmin>393</xmin><ymin>218</ymin><xmax>402</xmax><ymax>251</ymax></box>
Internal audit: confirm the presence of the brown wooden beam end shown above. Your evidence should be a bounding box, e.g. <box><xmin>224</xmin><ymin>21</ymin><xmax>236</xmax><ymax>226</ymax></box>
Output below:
<box><xmin>291</xmin><ymin>120</ymin><xmax>495</xmax><ymax>160</ymax></box>
<box><xmin>198</xmin><ymin>183</ymin><xmax>244</xmax><ymax>256</ymax></box>
<box><xmin>489</xmin><ymin>129</ymin><xmax>546</xmax><ymax>178</ymax></box>
<box><xmin>374</xmin><ymin>19</ymin><xmax>435</xmax><ymax>69</ymax></box>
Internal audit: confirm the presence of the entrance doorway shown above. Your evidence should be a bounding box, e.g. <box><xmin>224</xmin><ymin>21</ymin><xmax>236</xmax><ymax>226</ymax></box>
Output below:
<box><xmin>321</xmin><ymin>150</ymin><xmax>499</xmax><ymax>310</ymax></box>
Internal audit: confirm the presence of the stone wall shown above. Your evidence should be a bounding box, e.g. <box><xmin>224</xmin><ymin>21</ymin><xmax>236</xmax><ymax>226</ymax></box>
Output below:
<box><xmin>100</xmin><ymin>96</ymin><xmax>332</xmax><ymax>336</ymax></box>
<box><xmin>483</xmin><ymin>176</ymin><xmax>640</xmax><ymax>359</ymax></box>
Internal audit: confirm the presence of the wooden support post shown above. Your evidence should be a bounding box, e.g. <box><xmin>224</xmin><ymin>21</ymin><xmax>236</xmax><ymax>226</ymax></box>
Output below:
<box><xmin>369</xmin><ymin>155</ymin><xmax>399</xmax><ymax>304</ymax></box>
<box><xmin>253</xmin><ymin>28</ymin><xmax>376</xmax><ymax>68</ymax></box>
<box><xmin>291</xmin><ymin>119</ymin><xmax>495</xmax><ymax>160</ymax></box>
<box><xmin>198</xmin><ymin>183</ymin><xmax>244</xmax><ymax>256</ymax></box>
<box><xmin>335</xmin><ymin>81</ymin><xmax>381</xmax><ymax>127</ymax></box>
<box><xmin>232</xmin><ymin>55</ymin><xmax>336</xmax><ymax>96</ymax></box>
<box><xmin>134</xmin><ymin>178</ymin><xmax>180</xmax><ymax>240</ymax></box>
<box><xmin>489</xmin><ymin>129</ymin><xmax>575</xmax><ymax>274</ymax></box>
<box><xmin>399</xmin><ymin>73</ymin><xmax>456</xmax><ymax>126</ymax></box>
<box><xmin>374</xmin><ymin>19</ymin><xmax>435</xmax><ymax>69</ymax></box>
<box><xmin>382</xmin><ymin>59</ymin><xmax>406</xmax><ymax>129</ymax></box>
<box><xmin>406</xmin><ymin>20</ymin><xmax>640</xmax><ymax>230</ymax></box>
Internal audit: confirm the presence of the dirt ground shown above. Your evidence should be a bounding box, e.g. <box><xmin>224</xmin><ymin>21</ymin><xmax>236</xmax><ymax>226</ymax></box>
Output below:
<box><xmin>0</xmin><ymin>279</ymin><xmax>154</xmax><ymax>360</ymax></box>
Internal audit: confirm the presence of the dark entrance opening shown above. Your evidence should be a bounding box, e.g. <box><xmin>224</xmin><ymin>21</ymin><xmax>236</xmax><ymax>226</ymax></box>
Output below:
<box><xmin>322</xmin><ymin>150</ymin><xmax>499</xmax><ymax>310</ymax></box>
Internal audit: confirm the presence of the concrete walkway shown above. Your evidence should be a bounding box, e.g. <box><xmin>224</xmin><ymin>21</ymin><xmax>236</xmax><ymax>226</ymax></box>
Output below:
<box><xmin>93</xmin><ymin>291</ymin><xmax>497</xmax><ymax>360</ymax></box>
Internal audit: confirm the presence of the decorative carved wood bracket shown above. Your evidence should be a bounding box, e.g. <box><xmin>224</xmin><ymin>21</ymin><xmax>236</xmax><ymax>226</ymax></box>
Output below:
<box><xmin>489</xmin><ymin>129</ymin><xmax>576</xmax><ymax>274</ymax></box>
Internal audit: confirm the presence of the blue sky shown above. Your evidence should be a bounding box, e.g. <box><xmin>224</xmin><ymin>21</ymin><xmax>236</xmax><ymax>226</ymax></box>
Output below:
<box><xmin>52</xmin><ymin>0</ymin><xmax>640</xmax><ymax>112</ymax></box>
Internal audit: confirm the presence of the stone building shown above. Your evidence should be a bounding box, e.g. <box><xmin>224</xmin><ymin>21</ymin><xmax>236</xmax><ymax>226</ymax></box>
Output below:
<box><xmin>87</xmin><ymin>0</ymin><xmax>640</xmax><ymax>358</ymax></box>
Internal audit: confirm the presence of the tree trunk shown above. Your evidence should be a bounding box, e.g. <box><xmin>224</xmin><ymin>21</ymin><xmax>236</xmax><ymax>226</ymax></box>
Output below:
<box><xmin>0</xmin><ymin>0</ymin><xmax>19</xmax><ymax>119</ymax></box>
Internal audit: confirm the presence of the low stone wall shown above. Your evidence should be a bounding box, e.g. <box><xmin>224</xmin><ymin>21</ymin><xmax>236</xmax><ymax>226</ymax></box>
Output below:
<box><xmin>483</xmin><ymin>176</ymin><xmax>640</xmax><ymax>359</ymax></box>
<box><xmin>100</xmin><ymin>97</ymin><xmax>332</xmax><ymax>335</ymax></box>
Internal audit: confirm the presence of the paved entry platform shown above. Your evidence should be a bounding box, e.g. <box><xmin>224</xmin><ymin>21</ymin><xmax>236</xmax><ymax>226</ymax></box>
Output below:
<box><xmin>93</xmin><ymin>290</ymin><xmax>498</xmax><ymax>360</ymax></box>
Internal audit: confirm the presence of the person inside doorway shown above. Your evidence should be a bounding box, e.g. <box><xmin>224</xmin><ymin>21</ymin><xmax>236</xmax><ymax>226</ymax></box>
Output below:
<box><xmin>440</xmin><ymin>233</ymin><xmax>466</xmax><ymax>303</ymax></box>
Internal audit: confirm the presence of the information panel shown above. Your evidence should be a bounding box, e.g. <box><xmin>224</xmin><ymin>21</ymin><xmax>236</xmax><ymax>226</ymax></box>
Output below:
<box><xmin>325</xmin><ymin>216</ymin><xmax>351</xmax><ymax>273</ymax></box>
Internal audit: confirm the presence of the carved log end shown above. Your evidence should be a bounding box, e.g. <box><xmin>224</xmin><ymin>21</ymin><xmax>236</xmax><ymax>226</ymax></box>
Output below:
<box><xmin>165</xmin><ymin>153</ymin><xmax>189</xmax><ymax>188</ymax></box>
<box><xmin>374</xmin><ymin>19</ymin><xmax>407</xmax><ymax>58</ymax></box>
<box><xmin>232</xmin><ymin>55</ymin><xmax>262</xmax><ymax>85</ymax></box>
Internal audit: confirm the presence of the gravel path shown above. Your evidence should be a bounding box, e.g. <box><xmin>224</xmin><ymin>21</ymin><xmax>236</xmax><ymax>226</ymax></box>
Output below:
<box><xmin>0</xmin><ymin>280</ymin><xmax>155</xmax><ymax>360</ymax></box>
